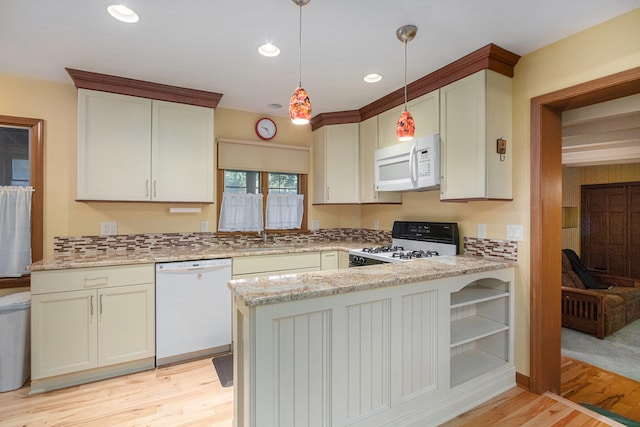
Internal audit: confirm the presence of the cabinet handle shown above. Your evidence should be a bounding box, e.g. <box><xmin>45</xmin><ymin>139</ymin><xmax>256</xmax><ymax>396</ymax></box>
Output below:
<box><xmin>146</xmin><ymin>180</ymin><xmax>150</xmax><ymax>197</ymax></box>
<box><xmin>90</xmin><ymin>295</ymin><xmax>94</xmax><ymax>316</ymax></box>
<box><xmin>100</xmin><ymin>294</ymin><xmax>103</xmax><ymax>315</ymax></box>
<box><xmin>327</xmin><ymin>187</ymin><xmax>330</xmax><ymax>200</ymax></box>
<box><xmin>84</xmin><ymin>276</ymin><xmax>108</xmax><ymax>287</ymax></box>
<box><xmin>153</xmin><ymin>180</ymin><xmax>157</xmax><ymax>198</ymax></box>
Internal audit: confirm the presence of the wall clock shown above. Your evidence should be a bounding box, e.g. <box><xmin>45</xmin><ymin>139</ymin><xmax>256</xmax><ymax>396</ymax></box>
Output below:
<box><xmin>255</xmin><ymin>117</ymin><xmax>277</xmax><ymax>140</ymax></box>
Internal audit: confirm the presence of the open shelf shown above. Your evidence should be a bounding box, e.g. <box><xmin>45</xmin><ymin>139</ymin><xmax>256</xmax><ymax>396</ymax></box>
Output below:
<box><xmin>450</xmin><ymin>316</ymin><xmax>508</xmax><ymax>347</ymax></box>
<box><xmin>450</xmin><ymin>287</ymin><xmax>508</xmax><ymax>309</ymax></box>
<box><xmin>450</xmin><ymin>349</ymin><xmax>507</xmax><ymax>387</ymax></box>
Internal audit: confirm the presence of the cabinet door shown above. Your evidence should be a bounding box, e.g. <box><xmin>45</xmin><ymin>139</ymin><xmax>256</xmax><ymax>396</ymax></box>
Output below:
<box><xmin>377</xmin><ymin>105</ymin><xmax>404</xmax><ymax>148</ymax></box>
<box><xmin>440</xmin><ymin>71</ymin><xmax>487</xmax><ymax>200</ymax></box>
<box><xmin>151</xmin><ymin>101</ymin><xmax>214</xmax><ymax>202</ymax></box>
<box><xmin>359</xmin><ymin>116</ymin><xmax>401</xmax><ymax>203</ymax></box>
<box><xmin>325</xmin><ymin>123</ymin><xmax>360</xmax><ymax>203</ymax></box>
<box><xmin>98</xmin><ymin>284</ymin><xmax>155</xmax><ymax>367</ymax></box>
<box><xmin>31</xmin><ymin>290</ymin><xmax>98</xmax><ymax>379</ymax></box>
<box><xmin>77</xmin><ymin>89</ymin><xmax>152</xmax><ymax>201</ymax></box>
<box><xmin>408</xmin><ymin>90</ymin><xmax>439</xmax><ymax>138</ymax></box>
<box><xmin>320</xmin><ymin>251</ymin><xmax>339</xmax><ymax>270</ymax></box>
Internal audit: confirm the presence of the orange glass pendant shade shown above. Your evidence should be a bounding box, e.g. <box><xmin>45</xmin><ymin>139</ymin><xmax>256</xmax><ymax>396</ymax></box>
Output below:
<box><xmin>396</xmin><ymin>109</ymin><xmax>415</xmax><ymax>141</ymax></box>
<box><xmin>289</xmin><ymin>86</ymin><xmax>312</xmax><ymax>125</ymax></box>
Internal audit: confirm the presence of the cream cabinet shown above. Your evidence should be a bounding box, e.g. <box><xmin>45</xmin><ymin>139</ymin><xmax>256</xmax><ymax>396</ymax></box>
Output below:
<box><xmin>30</xmin><ymin>264</ymin><xmax>155</xmax><ymax>391</ymax></box>
<box><xmin>77</xmin><ymin>89</ymin><xmax>214</xmax><ymax>202</ymax></box>
<box><xmin>312</xmin><ymin>123</ymin><xmax>360</xmax><ymax>204</ymax></box>
<box><xmin>439</xmin><ymin>70</ymin><xmax>512</xmax><ymax>201</ymax></box>
<box><xmin>320</xmin><ymin>251</ymin><xmax>339</xmax><ymax>270</ymax></box>
<box><xmin>377</xmin><ymin>89</ymin><xmax>440</xmax><ymax>148</ymax></box>
<box><xmin>359</xmin><ymin>116</ymin><xmax>401</xmax><ymax>203</ymax></box>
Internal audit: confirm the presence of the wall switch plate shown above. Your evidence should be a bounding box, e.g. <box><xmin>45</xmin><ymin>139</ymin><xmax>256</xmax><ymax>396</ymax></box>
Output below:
<box><xmin>101</xmin><ymin>222</ymin><xmax>117</xmax><ymax>236</ymax></box>
<box><xmin>373</xmin><ymin>219</ymin><xmax>380</xmax><ymax>230</ymax></box>
<box><xmin>506</xmin><ymin>224</ymin><xmax>524</xmax><ymax>241</ymax></box>
<box><xmin>201</xmin><ymin>220</ymin><xmax>208</xmax><ymax>232</ymax></box>
<box><xmin>477</xmin><ymin>224</ymin><xmax>487</xmax><ymax>238</ymax></box>
<box><xmin>311</xmin><ymin>219</ymin><xmax>320</xmax><ymax>231</ymax></box>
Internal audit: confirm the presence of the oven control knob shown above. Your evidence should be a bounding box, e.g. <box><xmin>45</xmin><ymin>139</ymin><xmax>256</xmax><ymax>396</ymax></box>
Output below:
<box><xmin>355</xmin><ymin>256</ymin><xmax>365</xmax><ymax>265</ymax></box>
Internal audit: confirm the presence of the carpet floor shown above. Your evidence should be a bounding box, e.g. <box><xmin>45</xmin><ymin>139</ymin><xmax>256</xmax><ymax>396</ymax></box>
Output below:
<box><xmin>562</xmin><ymin>319</ymin><xmax>640</xmax><ymax>382</ymax></box>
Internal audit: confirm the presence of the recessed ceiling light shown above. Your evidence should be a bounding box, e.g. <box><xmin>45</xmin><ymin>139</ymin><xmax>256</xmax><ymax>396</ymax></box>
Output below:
<box><xmin>268</xmin><ymin>103</ymin><xmax>283</xmax><ymax>109</ymax></box>
<box><xmin>107</xmin><ymin>4</ymin><xmax>139</xmax><ymax>23</ymax></box>
<box><xmin>258</xmin><ymin>43</ymin><xmax>281</xmax><ymax>57</ymax></box>
<box><xmin>363</xmin><ymin>73</ymin><xmax>383</xmax><ymax>83</ymax></box>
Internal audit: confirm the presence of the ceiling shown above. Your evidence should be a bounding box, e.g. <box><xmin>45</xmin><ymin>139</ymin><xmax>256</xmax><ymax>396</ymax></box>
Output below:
<box><xmin>2</xmin><ymin>1</ymin><xmax>639</xmax><ymax>118</ymax></box>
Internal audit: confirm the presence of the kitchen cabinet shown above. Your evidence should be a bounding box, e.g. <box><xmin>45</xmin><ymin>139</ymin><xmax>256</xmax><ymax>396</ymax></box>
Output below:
<box><xmin>358</xmin><ymin>116</ymin><xmax>401</xmax><ymax>203</ymax></box>
<box><xmin>377</xmin><ymin>89</ymin><xmax>440</xmax><ymax>148</ymax></box>
<box><xmin>320</xmin><ymin>251</ymin><xmax>338</xmax><ymax>270</ymax></box>
<box><xmin>232</xmin><ymin>252</ymin><xmax>322</xmax><ymax>279</ymax></box>
<box><xmin>439</xmin><ymin>70</ymin><xmax>512</xmax><ymax>200</ymax></box>
<box><xmin>313</xmin><ymin>123</ymin><xmax>360</xmax><ymax>204</ymax></box>
<box><xmin>77</xmin><ymin>89</ymin><xmax>214</xmax><ymax>202</ymax></box>
<box><xmin>450</xmin><ymin>278</ymin><xmax>512</xmax><ymax>387</ymax></box>
<box><xmin>30</xmin><ymin>264</ymin><xmax>155</xmax><ymax>393</ymax></box>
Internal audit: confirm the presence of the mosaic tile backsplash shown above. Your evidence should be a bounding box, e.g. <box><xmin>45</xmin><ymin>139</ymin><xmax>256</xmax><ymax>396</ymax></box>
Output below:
<box><xmin>53</xmin><ymin>229</ymin><xmax>392</xmax><ymax>255</ymax></box>
<box><xmin>463</xmin><ymin>237</ymin><xmax>518</xmax><ymax>262</ymax></box>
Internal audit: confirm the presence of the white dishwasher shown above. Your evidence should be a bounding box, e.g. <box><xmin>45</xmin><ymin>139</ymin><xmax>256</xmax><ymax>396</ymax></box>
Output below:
<box><xmin>155</xmin><ymin>258</ymin><xmax>232</xmax><ymax>366</ymax></box>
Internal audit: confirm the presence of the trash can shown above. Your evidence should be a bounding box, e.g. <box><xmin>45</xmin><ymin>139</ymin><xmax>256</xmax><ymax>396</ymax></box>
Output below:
<box><xmin>0</xmin><ymin>291</ymin><xmax>31</xmax><ymax>392</ymax></box>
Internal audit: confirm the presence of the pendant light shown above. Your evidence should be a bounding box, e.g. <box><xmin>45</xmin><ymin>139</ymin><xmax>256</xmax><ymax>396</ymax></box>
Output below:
<box><xmin>396</xmin><ymin>25</ymin><xmax>417</xmax><ymax>141</ymax></box>
<box><xmin>289</xmin><ymin>0</ymin><xmax>312</xmax><ymax>125</ymax></box>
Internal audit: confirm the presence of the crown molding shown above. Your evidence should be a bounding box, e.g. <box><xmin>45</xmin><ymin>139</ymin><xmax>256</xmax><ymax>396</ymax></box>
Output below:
<box><xmin>66</xmin><ymin>68</ymin><xmax>223</xmax><ymax>108</ymax></box>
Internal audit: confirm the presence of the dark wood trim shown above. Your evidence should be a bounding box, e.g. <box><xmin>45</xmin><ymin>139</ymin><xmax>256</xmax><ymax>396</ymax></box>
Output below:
<box><xmin>310</xmin><ymin>110</ymin><xmax>361</xmax><ymax>131</ymax></box>
<box><xmin>358</xmin><ymin>43</ymin><xmax>521</xmax><ymax>122</ymax></box>
<box><xmin>0</xmin><ymin>115</ymin><xmax>44</xmax><ymax>289</ymax></box>
<box><xmin>516</xmin><ymin>372</ymin><xmax>531</xmax><ymax>391</ymax></box>
<box><xmin>530</xmin><ymin>66</ymin><xmax>640</xmax><ymax>394</ymax></box>
<box><xmin>66</xmin><ymin>68</ymin><xmax>223</xmax><ymax>109</ymax></box>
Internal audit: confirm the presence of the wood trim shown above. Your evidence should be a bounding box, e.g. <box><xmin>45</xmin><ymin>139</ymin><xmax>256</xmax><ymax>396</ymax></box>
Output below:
<box><xmin>358</xmin><ymin>43</ymin><xmax>520</xmax><ymax>121</ymax></box>
<box><xmin>516</xmin><ymin>372</ymin><xmax>531</xmax><ymax>391</ymax></box>
<box><xmin>310</xmin><ymin>110</ymin><xmax>361</xmax><ymax>131</ymax></box>
<box><xmin>0</xmin><ymin>115</ymin><xmax>44</xmax><ymax>289</ymax></box>
<box><xmin>66</xmin><ymin>68</ymin><xmax>223</xmax><ymax>109</ymax></box>
<box><xmin>530</xmin><ymin>66</ymin><xmax>640</xmax><ymax>394</ymax></box>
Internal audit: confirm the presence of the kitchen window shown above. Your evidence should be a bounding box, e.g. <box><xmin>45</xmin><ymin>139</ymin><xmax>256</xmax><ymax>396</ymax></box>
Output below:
<box><xmin>217</xmin><ymin>170</ymin><xmax>307</xmax><ymax>231</ymax></box>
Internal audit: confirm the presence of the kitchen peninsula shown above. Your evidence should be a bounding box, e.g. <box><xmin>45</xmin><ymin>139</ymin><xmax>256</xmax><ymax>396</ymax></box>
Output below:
<box><xmin>229</xmin><ymin>255</ymin><xmax>515</xmax><ymax>427</ymax></box>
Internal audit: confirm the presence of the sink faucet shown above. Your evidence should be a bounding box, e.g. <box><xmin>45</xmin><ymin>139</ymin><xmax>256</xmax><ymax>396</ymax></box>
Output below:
<box><xmin>261</xmin><ymin>231</ymin><xmax>268</xmax><ymax>244</ymax></box>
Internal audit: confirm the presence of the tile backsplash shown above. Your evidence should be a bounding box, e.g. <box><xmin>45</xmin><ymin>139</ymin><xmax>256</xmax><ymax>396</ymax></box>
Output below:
<box><xmin>53</xmin><ymin>229</ymin><xmax>392</xmax><ymax>255</ymax></box>
<box><xmin>463</xmin><ymin>237</ymin><xmax>518</xmax><ymax>262</ymax></box>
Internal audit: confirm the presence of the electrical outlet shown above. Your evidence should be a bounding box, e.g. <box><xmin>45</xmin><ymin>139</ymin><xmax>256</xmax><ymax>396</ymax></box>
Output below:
<box><xmin>201</xmin><ymin>220</ymin><xmax>208</xmax><ymax>232</ymax></box>
<box><xmin>373</xmin><ymin>219</ymin><xmax>380</xmax><ymax>230</ymax></box>
<box><xmin>100</xmin><ymin>222</ymin><xmax>117</xmax><ymax>236</ymax></box>
<box><xmin>311</xmin><ymin>219</ymin><xmax>320</xmax><ymax>231</ymax></box>
<box><xmin>506</xmin><ymin>224</ymin><xmax>524</xmax><ymax>241</ymax></box>
<box><xmin>477</xmin><ymin>224</ymin><xmax>487</xmax><ymax>238</ymax></box>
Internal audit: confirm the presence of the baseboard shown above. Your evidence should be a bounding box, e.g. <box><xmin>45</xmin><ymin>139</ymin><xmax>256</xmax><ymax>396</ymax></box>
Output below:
<box><xmin>516</xmin><ymin>371</ymin><xmax>530</xmax><ymax>391</ymax></box>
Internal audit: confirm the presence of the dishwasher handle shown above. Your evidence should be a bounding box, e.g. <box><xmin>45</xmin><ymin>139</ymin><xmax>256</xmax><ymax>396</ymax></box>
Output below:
<box><xmin>156</xmin><ymin>262</ymin><xmax>231</xmax><ymax>275</ymax></box>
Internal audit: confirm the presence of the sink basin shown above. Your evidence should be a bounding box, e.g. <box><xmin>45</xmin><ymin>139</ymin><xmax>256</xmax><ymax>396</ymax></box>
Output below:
<box><xmin>235</xmin><ymin>246</ymin><xmax>296</xmax><ymax>252</ymax></box>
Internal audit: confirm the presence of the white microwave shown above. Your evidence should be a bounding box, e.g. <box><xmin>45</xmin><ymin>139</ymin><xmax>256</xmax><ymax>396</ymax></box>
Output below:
<box><xmin>374</xmin><ymin>134</ymin><xmax>441</xmax><ymax>192</ymax></box>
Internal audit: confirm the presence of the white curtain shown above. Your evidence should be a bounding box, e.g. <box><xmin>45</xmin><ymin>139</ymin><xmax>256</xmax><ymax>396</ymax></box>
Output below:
<box><xmin>0</xmin><ymin>186</ymin><xmax>33</xmax><ymax>277</ymax></box>
<box><xmin>266</xmin><ymin>193</ymin><xmax>304</xmax><ymax>230</ymax></box>
<box><xmin>218</xmin><ymin>192</ymin><xmax>264</xmax><ymax>232</ymax></box>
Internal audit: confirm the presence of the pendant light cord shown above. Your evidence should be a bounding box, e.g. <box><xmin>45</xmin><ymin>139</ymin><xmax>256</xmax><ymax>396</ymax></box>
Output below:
<box><xmin>403</xmin><ymin>40</ymin><xmax>408</xmax><ymax>111</ymax></box>
<box><xmin>298</xmin><ymin>3</ymin><xmax>303</xmax><ymax>87</ymax></box>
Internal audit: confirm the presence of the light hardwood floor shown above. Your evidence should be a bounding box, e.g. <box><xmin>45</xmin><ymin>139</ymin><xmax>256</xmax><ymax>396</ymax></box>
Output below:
<box><xmin>0</xmin><ymin>356</ymin><xmax>629</xmax><ymax>426</ymax></box>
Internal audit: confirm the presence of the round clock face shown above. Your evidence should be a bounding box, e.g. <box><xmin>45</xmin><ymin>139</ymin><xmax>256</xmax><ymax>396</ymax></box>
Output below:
<box><xmin>255</xmin><ymin>118</ymin><xmax>277</xmax><ymax>140</ymax></box>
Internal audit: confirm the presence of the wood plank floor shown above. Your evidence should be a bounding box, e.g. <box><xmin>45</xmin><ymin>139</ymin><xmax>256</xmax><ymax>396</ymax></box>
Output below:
<box><xmin>0</xmin><ymin>356</ymin><xmax>631</xmax><ymax>426</ymax></box>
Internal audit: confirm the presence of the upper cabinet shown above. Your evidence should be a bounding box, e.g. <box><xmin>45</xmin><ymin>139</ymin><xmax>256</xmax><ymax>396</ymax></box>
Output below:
<box><xmin>313</xmin><ymin>123</ymin><xmax>360</xmax><ymax>204</ymax></box>
<box><xmin>77</xmin><ymin>89</ymin><xmax>214</xmax><ymax>202</ymax></box>
<box><xmin>439</xmin><ymin>70</ymin><xmax>512</xmax><ymax>201</ymax></box>
<box><xmin>377</xmin><ymin>89</ymin><xmax>440</xmax><ymax>149</ymax></box>
<box><xmin>359</xmin><ymin>116</ymin><xmax>401</xmax><ymax>204</ymax></box>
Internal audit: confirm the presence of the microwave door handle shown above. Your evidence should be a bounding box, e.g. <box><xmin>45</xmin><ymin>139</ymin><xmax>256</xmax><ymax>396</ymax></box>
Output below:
<box><xmin>409</xmin><ymin>143</ymin><xmax>418</xmax><ymax>188</ymax></box>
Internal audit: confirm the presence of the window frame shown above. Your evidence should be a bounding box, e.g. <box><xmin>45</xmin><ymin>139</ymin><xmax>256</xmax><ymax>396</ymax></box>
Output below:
<box><xmin>216</xmin><ymin>169</ymin><xmax>308</xmax><ymax>232</ymax></box>
<box><xmin>0</xmin><ymin>116</ymin><xmax>44</xmax><ymax>289</ymax></box>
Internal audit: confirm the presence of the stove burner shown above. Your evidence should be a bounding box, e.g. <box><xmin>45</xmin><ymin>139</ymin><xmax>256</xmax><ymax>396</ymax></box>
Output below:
<box><xmin>362</xmin><ymin>246</ymin><xmax>404</xmax><ymax>254</ymax></box>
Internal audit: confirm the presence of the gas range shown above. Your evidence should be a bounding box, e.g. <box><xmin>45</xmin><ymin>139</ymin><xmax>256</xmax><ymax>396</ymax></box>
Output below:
<box><xmin>349</xmin><ymin>221</ymin><xmax>459</xmax><ymax>267</ymax></box>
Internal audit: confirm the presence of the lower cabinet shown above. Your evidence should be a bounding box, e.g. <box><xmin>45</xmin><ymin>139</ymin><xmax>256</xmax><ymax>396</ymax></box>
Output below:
<box><xmin>30</xmin><ymin>264</ymin><xmax>155</xmax><ymax>393</ymax></box>
<box><xmin>232</xmin><ymin>252</ymin><xmax>322</xmax><ymax>279</ymax></box>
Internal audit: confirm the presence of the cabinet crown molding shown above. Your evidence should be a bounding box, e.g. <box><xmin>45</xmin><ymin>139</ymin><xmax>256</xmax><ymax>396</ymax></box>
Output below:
<box><xmin>66</xmin><ymin>68</ymin><xmax>223</xmax><ymax>109</ymax></box>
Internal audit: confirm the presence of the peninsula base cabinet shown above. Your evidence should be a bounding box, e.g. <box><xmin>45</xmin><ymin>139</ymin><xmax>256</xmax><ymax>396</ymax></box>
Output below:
<box><xmin>30</xmin><ymin>264</ymin><xmax>155</xmax><ymax>394</ymax></box>
<box><xmin>233</xmin><ymin>267</ymin><xmax>514</xmax><ymax>427</ymax></box>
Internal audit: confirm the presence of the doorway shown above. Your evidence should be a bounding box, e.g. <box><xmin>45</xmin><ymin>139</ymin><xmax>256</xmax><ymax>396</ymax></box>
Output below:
<box><xmin>529</xmin><ymin>66</ymin><xmax>640</xmax><ymax>393</ymax></box>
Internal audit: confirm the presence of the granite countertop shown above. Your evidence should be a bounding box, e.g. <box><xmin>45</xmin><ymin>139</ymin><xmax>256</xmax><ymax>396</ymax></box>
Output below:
<box><xmin>28</xmin><ymin>242</ymin><xmax>365</xmax><ymax>271</ymax></box>
<box><xmin>228</xmin><ymin>255</ymin><xmax>516</xmax><ymax>307</ymax></box>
